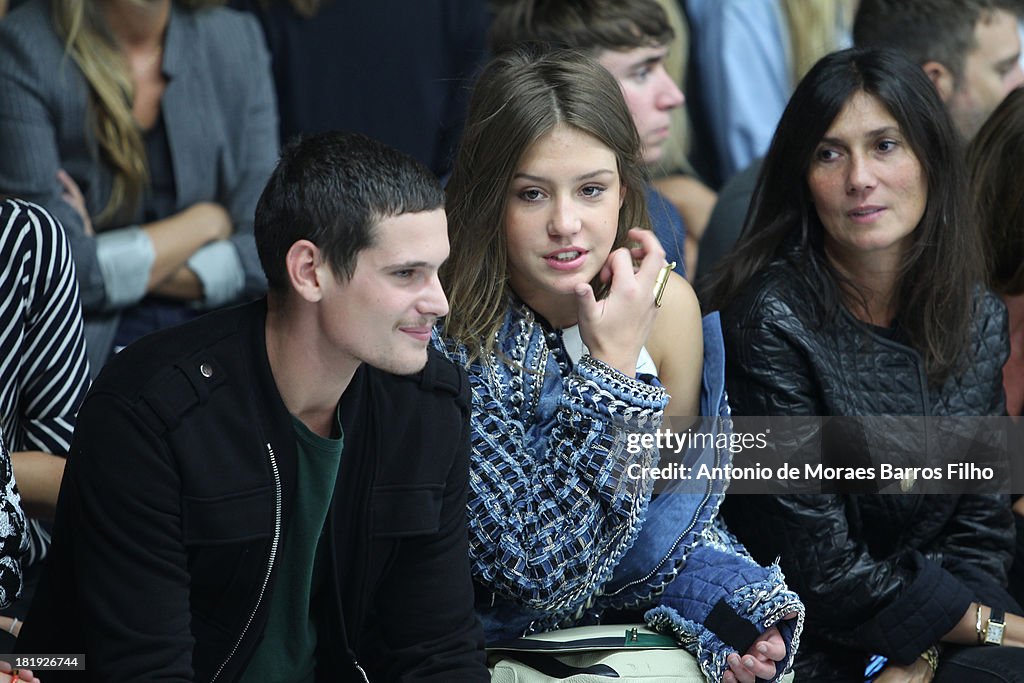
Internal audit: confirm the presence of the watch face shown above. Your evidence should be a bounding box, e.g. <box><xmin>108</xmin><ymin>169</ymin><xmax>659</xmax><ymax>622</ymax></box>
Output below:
<box><xmin>985</xmin><ymin>620</ymin><xmax>1006</xmax><ymax>645</ymax></box>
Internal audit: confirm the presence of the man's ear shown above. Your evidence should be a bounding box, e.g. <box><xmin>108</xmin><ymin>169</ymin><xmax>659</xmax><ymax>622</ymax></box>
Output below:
<box><xmin>285</xmin><ymin>239</ymin><xmax>324</xmax><ymax>303</ymax></box>
<box><xmin>922</xmin><ymin>60</ymin><xmax>956</xmax><ymax>102</ymax></box>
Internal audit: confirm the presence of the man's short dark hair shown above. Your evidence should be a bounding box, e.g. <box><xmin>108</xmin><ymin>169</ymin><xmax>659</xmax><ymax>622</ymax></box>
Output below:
<box><xmin>255</xmin><ymin>131</ymin><xmax>444</xmax><ymax>291</ymax></box>
<box><xmin>854</xmin><ymin>0</ymin><xmax>1019</xmax><ymax>83</ymax></box>
<box><xmin>488</xmin><ymin>0</ymin><xmax>673</xmax><ymax>56</ymax></box>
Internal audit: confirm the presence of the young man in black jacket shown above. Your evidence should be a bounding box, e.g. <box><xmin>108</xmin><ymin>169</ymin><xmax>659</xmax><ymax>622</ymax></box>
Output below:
<box><xmin>16</xmin><ymin>132</ymin><xmax>489</xmax><ymax>682</ymax></box>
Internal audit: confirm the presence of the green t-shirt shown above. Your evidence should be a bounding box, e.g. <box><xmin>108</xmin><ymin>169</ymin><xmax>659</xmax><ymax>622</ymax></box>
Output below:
<box><xmin>239</xmin><ymin>410</ymin><xmax>343</xmax><ymax>682</ymax></box>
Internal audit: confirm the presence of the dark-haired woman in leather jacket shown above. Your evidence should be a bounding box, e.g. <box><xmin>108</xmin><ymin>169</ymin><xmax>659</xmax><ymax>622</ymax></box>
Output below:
<box><xmin>706</xmin><ymin>47</ymin><xmax>1024</xmax><ymax>682</ymax></box>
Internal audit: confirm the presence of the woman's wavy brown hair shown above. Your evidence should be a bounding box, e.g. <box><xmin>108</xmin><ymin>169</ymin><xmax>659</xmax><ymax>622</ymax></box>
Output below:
<box><xmin>442</xmin><ymin>47</ymin><xmax>650</xmax><ymax>362</ymax></box>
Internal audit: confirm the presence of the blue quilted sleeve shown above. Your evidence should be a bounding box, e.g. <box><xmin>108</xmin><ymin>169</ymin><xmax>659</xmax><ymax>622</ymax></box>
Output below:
<box><xmin>645</xmin><ymin>517</ymin><xmax>805</xmax><ymax>682</ymax></box>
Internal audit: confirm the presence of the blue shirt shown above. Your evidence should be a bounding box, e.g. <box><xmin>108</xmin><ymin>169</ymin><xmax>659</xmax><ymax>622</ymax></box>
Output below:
<box><xmin>686</xmin><ymin>0</ymin><xmax>789</xmax><ymax>184</ymax></box>
<box><xmin>646</xmin><ymin>185</ymin><xmax>687</xmax><ymax>278</ymax></box>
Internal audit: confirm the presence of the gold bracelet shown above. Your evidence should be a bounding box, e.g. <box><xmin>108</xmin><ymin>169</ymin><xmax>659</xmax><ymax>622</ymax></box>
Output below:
<box><xmin>976</xmin><ymin>603</ymin><xmax>985</xmax><ymax>645</ymax></box>
<box><xmin>919</xmin><ymin>645</ymin><xmax>940</xmax><ymax>674</ymax></box>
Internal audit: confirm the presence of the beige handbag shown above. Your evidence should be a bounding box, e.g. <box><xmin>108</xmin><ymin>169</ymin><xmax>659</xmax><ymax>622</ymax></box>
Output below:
<box><xmin>487</xmin><ymin>624</ymin><xmax>707</xmax><ymax>682</ymax></box>
<box><xmin>487</xmin><ymin>624</ymin><xmax>797</xmax><ymax>682</ymax></box>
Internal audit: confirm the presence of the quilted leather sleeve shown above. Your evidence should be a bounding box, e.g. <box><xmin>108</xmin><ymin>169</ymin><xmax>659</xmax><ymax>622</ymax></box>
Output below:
<box><xmin>968</xmin><ymin>291</ymin><xmax>1009</xmax><ymax>417</ymax></box>
<box><xmin>931</xmin><ymin>290</ymin><xmax>1009</xmax><ymax>417</ymax></box>
<box><xmin>720</xmin><ymin>289</ymin><xmax>821</xmax><ymax>419</ymax></box>
<box><xmin>724</xmin><ymin>492</ymin><xmax>973</xmax><ymax>665</ymax></box>
<box><xmin>928</xmin><ymin>494</ymin><xmax>1015</xmax><ymax>589</ymax></box>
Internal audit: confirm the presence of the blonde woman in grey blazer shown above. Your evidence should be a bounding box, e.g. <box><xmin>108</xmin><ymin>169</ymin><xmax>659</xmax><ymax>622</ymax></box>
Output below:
<box><xmin>0</xmin><ymin>0</ymin><xmax>279</xmax><ymax>374</ymax></box>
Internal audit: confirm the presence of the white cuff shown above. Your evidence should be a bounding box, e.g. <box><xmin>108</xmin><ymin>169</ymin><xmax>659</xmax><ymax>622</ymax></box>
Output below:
<box><xmin>187</xmin><ymin>240</ymin><xmax>245</xmax><ymax>308</ymax></box>
<box><xmin>95</xmin><ymin>227</ymin><xmax>154</xmax><ymax>310</ymax></box>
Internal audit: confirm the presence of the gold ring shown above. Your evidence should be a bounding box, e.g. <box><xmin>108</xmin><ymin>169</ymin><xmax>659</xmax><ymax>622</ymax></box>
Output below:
<box><xmin>653</xmin><ymin>262</ymin><xmax>675</xmax><ymax>307</ymax></box>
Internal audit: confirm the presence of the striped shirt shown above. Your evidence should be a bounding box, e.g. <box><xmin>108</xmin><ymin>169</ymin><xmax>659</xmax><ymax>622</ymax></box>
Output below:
<box><xmin>0</xmin><ymin>198</ymin><xmax>90</xmax><ymax>564</ymax></box>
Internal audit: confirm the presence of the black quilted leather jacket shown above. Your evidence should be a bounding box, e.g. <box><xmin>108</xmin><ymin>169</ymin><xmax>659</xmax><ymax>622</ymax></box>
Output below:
<box><xmin>718</xmin><ymin>252</ymin><xmax>1015</xmax><ymax>682</ymax></box>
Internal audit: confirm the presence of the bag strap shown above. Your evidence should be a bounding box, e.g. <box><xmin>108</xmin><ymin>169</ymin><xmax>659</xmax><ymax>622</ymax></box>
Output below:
<box><xmin>493</xmin><ymin>651</ymin><xmax>619</xmax><ymax>679</ymax></box>
<box><xmin>488</xmin><ymin>627</ymin><xmax>679</xmax><ymax>654</ymax></box>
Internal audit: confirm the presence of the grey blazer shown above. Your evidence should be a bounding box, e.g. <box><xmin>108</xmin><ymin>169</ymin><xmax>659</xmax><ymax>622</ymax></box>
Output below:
<box><xmin>0</xmin><ymin>0</ymin><xmax>279</xmax><ymax>372</ymax></box>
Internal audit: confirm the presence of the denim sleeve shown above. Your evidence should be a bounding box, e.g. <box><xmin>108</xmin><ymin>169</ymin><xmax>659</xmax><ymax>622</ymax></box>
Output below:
<box><xmin>645</xmin><ymin>517</ymin><xmax>805</xmax><ymax>683</ymax></box>
<box><xmin>433</xmin><ymin>333</ymin><xmax>667</xmax><ymax>616</ymax></box>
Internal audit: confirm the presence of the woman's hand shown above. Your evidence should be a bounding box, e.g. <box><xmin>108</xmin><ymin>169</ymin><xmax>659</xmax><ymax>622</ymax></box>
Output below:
<box><xmin>575</xmin><ymin>228</ymin><xmax>667</xmax><ymax>376</ymax></box>
<box><xmin>57</xmin><ymin>169</ymin><xmax>93</xmax><ymax>236</ymax></box>
<box><xmin>722</xmin><ymin>619</ymin><xmax>792</xmax><ymax>683</ymax></box>
<box><xmin>873</xmin><ymin>657</ymin><xmax>934</xmax><ymax>683</ymax></box>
